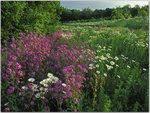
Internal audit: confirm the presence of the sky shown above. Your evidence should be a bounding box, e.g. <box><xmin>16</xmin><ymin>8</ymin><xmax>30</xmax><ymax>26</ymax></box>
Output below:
<box><xmin>60</xmin><ymin>0</ymin><xmax>148</xmax><ymax>10</ymax></box>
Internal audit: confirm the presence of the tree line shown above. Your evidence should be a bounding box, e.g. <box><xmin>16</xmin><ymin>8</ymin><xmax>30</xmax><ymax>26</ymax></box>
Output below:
<box><xmin>60</xmin><ymin>5</ymin><xmax>148</xmax><ymax>22</ymax></box>
<box><xmin>1</xmin><ymin>1</ymin><xmax>148</xmax><ymax>42</ymax></box>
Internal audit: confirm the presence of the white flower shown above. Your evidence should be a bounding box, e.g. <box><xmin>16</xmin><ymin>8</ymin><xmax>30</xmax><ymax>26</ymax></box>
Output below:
<box><xmin>93</xmin><ymin>66</ymin><xmax>96</xmax><ymax>69</ymax></box>
<box><xmin>62</xmin><ymin>83</ymin><xmax>67</xmax><ymax>87</ymax></box>
<box><xmin>43</xmin><ymin>79</ymin><xmax>48</xmax><ymax>83</ymax></box>
<box><xmin>116</xmin><ymin>64</ymin><xmax>119</xmax><ymax>67</ymax></box>
<box><xmin>40</xmin><ymin>81</ymin><xmax>44</xmax><ymax>85</ymax></box>
<box><xmin>43</xmin><ymin>83</ymin><xmax>48</xmax><ymax>87</ymax></box>
<box><xmin>40</xmin><ymin>79</ymin><xmax>49</xmax><ymax>87</ymax></box>
<box><xmin>89</xmin><ymin>67</ymin><xmax>93</xmax><ymax>70</ymax></box>
<box><xmin>21</xmin><ymin>86</ymin><xmax>28</xmax><ymax>90</ymax></box>
<box><xmin>106</xmin><ymin>64</ymin><xmax>113</xmax><ymax>70</ymax></box>
<box><xmin>44</xmin><ymin>88</ymin><xmax>48</xmax><ymax>92</ymax></box>
<box><xmin>40</xmin><ymin>87</ymin><xmax>44</xmax><ymax>91</ymax></box>
<box><xmin>121</xmin><ymin>54</ymin><xmax>124</xmax><ymax>57</ymax></box>
<box><xmin>98</xmin><ymin>45</ymin><xmax>102</xmax><ymax>48</ymax></box>
<box><xmin>87</xmin><ymin>49</ymin><xmax>91</xmax><ymax>52</ymax></box>
<box><xmin>127</xmin><ymin>65</ymin><xmax>131</xmax><ymax>68</ymax></box>
<box><xmin>107</xmin><ymin>49</ymin><xmax>111</xmax><ymax>51</ymax></box>
<box><xmin>110</xmin><ymin>61</ymin><xmax>115</xmax><ymax>65</ymax></box>
<box><xmin>96</xmin><ymin>71</ymin><xmax>100</xmax><ymax>74</ymax></box>
<box><xmin>99</xmin><ymin>59</ymin><xmax>102</xmax><ymax>62</ymax></box>
<box><xmin>114</xmin><ymin>56</ymin><xmax>119</xmax><ymax>60</ymax></box>
<box><xmin>106</xmin><ymin>53</ymin><xmax>111</xmax><ymax>58</ymax></box>
<box><xmin>122</xmin><ymin>57</ymin><xmax>126</xmax><ymax>60</ymax></box>
<box><xmin>143</xmin><ymin>68</ymin><xmax>147</xmax><ymax>71</ymax></box>
<box><xmin>117</xmin><ymin>75</ymin><xmax>120</xmax><ymax>78</ymax></box>
<box><xmin>35</xmin><ymin>93</ymin><xmax>41</xmax><ymax>98</ymax></box>
<box><xmin>32</xmin><ymin>84</ymin><xmax>38</xmax><ymax>91</ymax></box>
<box><xmin>47</xmin><ymin>73</ymin><xmax>53</xmax><ymax>78</ymax></box>
<box><xmin>46</xmin><ymin>78</ymin><xmax>52</xmax><ymax>82</ymax></box>
<box><xmin>104</xmin><ymin>73</ymin><xmax>107</xmax><ymax>77</ymax></box>
<box><xmin>79</xmin><ymin>55</ymin><xmax>83</xmax><ymax>58</ymax></box>
<box><xmin>96</xmin><ymin>64</ymin><xmax>99</xmax><ymax>68</ymax></box>
<box><xmin>95</xmin><ymin>56</ymin><xmax>99</xmax><ymax>59</ymax></box>
<box><xmin>89</xmin><ymin>64</ymin><xmax>94</xmax><ymax>67</ymax></box>
<box><xmin>51</xmin><ymin>77</ymin><xmax>59</xmax><ymax>83</ymax></box>
<box><xmin>97</xmin><ymin>50</ymin><xmax>101</xmax><ymax>53</ymax></box>
<box><xmin>28</xmin><ymin>78</ymin><xmax>35</xmax><ymax>82</ymax></box>
<box><xmin>100</xmin><ymin>55</ymin><xmax>107</xmax><ymax>60</ymax></box>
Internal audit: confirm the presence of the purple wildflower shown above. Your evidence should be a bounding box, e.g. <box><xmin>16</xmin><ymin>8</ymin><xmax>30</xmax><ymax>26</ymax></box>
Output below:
<box><xmin>7</xmin><ymin>86</ymin><xmax>15</xmax><ymax>95</ymax></box>
<box><xmin>4</xmin><ymin>107</ymin><xmax>10</xmax><ymax>112</ymax></box>
<box><xmin>14</xmin><ymin>63</ymin><xmax>21</xmax><ymax>69</ymax></box>
<box><xmin>2</xmin><ymin>74</ymin><xmax>8</xmax><ymax>79</ymax></box>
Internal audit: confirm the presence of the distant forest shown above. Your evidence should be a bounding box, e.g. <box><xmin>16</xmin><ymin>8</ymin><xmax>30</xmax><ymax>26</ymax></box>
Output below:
<box><xmin>60</xmin><ymin>5</ymin><xmax>148</xmax><ymax>21</ymax></box>
<box><xmin>1</xmin><ymin>1</ymin><xmax>148</xmax><ymax>42</ymax></box>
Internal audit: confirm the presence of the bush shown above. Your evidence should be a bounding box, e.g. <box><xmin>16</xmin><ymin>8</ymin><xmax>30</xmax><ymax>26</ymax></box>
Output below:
<box><xmin>1</xmin><ymin>1</ymin><xmax>62</xmax><ymax>42</ymax></box>
<box><xmin>1</xmin><ymin>31</ymin><xmax>96</xmax><ymax>112</ymax></box>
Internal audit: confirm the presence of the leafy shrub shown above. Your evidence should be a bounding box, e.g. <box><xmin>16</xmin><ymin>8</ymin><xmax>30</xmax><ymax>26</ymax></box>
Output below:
<box><xmin>1</xmin><ymin>1</ymin><xmax>62</xmax><ymax>42</ymax></box>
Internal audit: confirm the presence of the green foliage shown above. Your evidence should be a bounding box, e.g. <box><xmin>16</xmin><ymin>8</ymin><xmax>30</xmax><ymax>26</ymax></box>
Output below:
<box><xmin>60</xmin><ymin>4</ymin><xmax>148</xmax><ymax>22</ymax></box>
<box><xmin>1</xmin><ymin>1</ymin><xmax>62</xmax><ymax>42</ymax></box>
<box><xmin>60</xmin><ymin>17</ymin><xmax>148</xmax><ymax>111</ymax></box>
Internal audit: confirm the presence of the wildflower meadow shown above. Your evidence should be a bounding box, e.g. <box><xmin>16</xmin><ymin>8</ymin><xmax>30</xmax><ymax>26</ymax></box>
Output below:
<box><xmin>1</xmin><ymin>1</ymin><xmax>149</xmax><ymax>112</ymax></box>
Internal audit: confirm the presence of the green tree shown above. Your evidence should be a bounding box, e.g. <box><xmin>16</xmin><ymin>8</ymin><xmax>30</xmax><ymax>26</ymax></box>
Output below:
<box><xmin>138</xmin><ymin>6</ymin><xmax>148</xmax><ymax>17</ymax></box>
<box><xmin>81</xmin><ymin>8</ymin><xmax>93</xmax><ymax>20</ymax></box>
<box><xmin>1</xmin><ymin>1</ymin><xmax>62</xmax><ymax>42</ymax></box>
<box><xmin>122</xmin><ymin>5</ymin><xmax>132</xmax><ymax>19</ymax></box>
<box><xmin>111</xmin><ymin>7</ymin><xmax>125</xmax><ymax>19</ymax></box>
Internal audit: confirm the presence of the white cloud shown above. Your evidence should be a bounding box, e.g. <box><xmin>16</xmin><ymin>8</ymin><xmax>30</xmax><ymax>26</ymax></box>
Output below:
<box><xmin>60</xmin><ymin>0</ymin><xmax>148</xmax><ymax>10</ymax></box>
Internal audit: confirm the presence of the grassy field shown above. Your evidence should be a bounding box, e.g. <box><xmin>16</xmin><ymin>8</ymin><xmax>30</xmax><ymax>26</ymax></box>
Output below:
<box><xmin>2</xmin><ymin>17</ymin><xmax>149</xmax><ymax>112</ymax></box>
<box><xmin>59</xmin><ymin>17</ymin><xmax>149</xmax><ymax>111</ymax></box>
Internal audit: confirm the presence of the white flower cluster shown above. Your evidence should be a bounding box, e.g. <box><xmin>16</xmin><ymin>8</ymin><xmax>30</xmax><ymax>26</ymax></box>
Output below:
<box><xmin>136</xmin><ymin>41</ymin><xmax>147</xmax><ymax>48</ymax></box>
<box><xmin>31</xmin><ymin>84</ymin><xmax>38</xmax><ymax>91</ymax></box>
<box><xmin>106</xmin><ymin>53</ymin><xmax>113</xmax><ymax>59</ymax></box>
<box><xmin>22</xmin><ymin>73</ymin><xmax>60</xmax><ymax>99</ymax></box>
<box><xmin>106</xmin><ymin>64</ymin><xmax>113</xmax><ymax>70</ymax></box>
<box><xmin>35</xmin><ymin>87</ymin><xmax>48</xmax><ymax>99</ymax></box>
<box><xmin>89</xmin><ymin>63</ymin><xmax>95</xmax><ymax>70</ymax></box>
<box><xmin>100</xmin><ymin>55</ymin><xmax>107</xmax><ymax>61</ymax></box>
<box><xmin>114</xmin><ymin>56</ymin><xmax>119</xmax><ymax>61</ymax></box>
<box><xmin>40</xmin><ymin>73</ymin><xmax>59</xmax><ymax>87</ymax></box>
<box><xmin>35</xmin><ymin>72</ymin><xmax>59</xmax><ymax>99</ymax></box>
<box><xmin>89</xmin><ymin>63</ymin><xmax>100</xmax><ymax>70</ymax></box>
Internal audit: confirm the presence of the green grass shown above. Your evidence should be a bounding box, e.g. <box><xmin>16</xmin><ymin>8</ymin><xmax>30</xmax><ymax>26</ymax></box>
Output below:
<box><xmin>59</xmin><ymin>17</ymin><xmax>149</xmax><ymax>111</ymax></box>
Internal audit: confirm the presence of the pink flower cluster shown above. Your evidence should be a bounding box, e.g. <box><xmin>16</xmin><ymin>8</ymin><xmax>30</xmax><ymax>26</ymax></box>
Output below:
<box><xmin>2</xmin><ymin>31</ymin><xmax>96</xmax><ymax>111</ymax></box>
